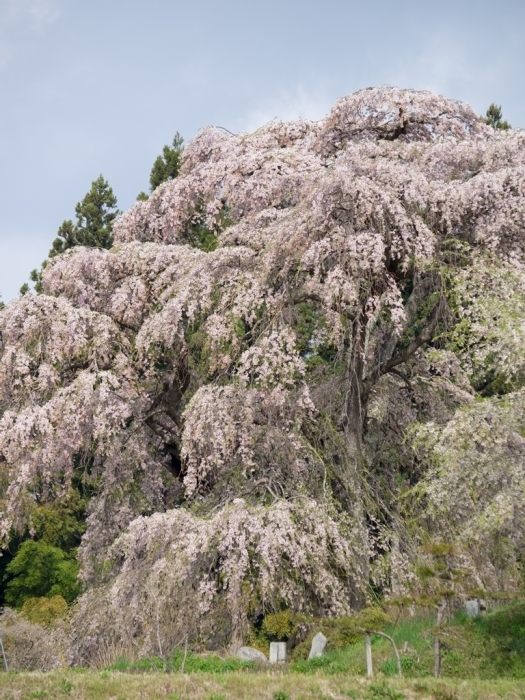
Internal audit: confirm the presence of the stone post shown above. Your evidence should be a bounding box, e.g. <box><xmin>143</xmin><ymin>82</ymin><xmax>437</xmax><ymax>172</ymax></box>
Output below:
<box><xmin>269</xmin><ymin>641</ymin><xmax>287</xmax><ymax>663</ymax></box>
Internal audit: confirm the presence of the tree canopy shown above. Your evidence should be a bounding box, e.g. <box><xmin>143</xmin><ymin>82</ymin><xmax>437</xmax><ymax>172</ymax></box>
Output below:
<box><xmin>4</xmin><ymin>541</ymin><xmax>80</xmax><ymax>607</ymax></box>
<box><xmin>1</xmin><ymin>88</ymin><xmax>524</xmax><ymax>662</ymax></box>
<box><xmin>28</xmin><ymin>176</ymin><xmax>118</xmax><ymax>293</ymax></box>
<box><xmin>137</xmin><ymin>132</ymin><xmax>184</xmax><ymax>200</ymax></box>
<box><xmin>483</xmin><ymin>102</ymin><xmax>511</xmax><ymax>130</ymax></box>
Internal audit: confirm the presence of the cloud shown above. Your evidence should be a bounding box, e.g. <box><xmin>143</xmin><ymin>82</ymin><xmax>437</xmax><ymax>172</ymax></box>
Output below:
<box><xmin>383</xmin><ymin>31</ymin><xmax>511</xmax><ymax>105</ymax></box>
<box><xmin>1</xmin><ymin>0</ymin><xmax>59</xmax><ymax>30</ymax></box>
<box><xmin>236</xmin><ymin>85</ymin><xmax>334</xmax><ymax>134</ymax></box>
<box><xmin>0</xmin><ymin>0</ymin><xmax>60</xmax><ymax>68</ymax></box>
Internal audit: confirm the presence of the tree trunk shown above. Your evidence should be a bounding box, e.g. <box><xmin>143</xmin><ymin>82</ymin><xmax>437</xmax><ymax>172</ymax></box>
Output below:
<box><xmin>344</xmin><ymin>308</ymin><xmax>369</xmax><ymax>461</ymax></box>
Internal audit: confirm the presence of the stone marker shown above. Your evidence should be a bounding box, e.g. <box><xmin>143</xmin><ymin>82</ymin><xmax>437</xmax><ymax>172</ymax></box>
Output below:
<box><xmin>235</xmin><ymin>646</ymin><xmax>268</xmax><ymax>662</ymax></box>
<box><xmin>269</xmin><ymin>641</ymin><xmax>287</xmax><ymax>663</ymax></box>
<box><xmin>465</xmin><ymin>599</ymin><xmax>480</xmax><ymax>617</ymax></box>
<box><xmin>308</xmin><ymin>631</ymin><xmax>327</xmax><ymax>660</ymax></box>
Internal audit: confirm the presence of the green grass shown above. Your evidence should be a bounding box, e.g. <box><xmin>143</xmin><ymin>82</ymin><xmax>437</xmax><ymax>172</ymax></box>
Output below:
<box><xmin>285</xmin><ymin>603</ymin><xmax>525</xmax><ymax>680</ymax></box>
<box><xmin>0</xmin><ymin>671</ymin><xmax>524</xmax><ymax>700</ymax></box>
<box><xmin>107</xmin><ymin>649</ymin><xmax>255</xmax><ymax>674</ymax></box>
<box><xmin>100</xmin><ymin>603</ymin><xmax>525</xmax><ymax>681</ymax></box>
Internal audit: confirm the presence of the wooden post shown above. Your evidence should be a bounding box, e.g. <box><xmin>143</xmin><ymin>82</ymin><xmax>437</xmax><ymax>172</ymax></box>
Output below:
<box><xmin>365</xmin><ymin>633</ymin><xmax>373</xmax><ymax>677</ymax></box>
<box><xmin>181</xmin><ymin>635</ymin><xmax>188</xmax><ymax>674</ymax></box>
<box><xmin>434</xmin><ymin>601</ymin><xmax>445</xmax><ymax>678</ymax></box>
<box><xmin>434</xmin><ymin>635</ymin><xmax>441</xmax><ymax>678</ymax></box>
<box><xmin>0</xmin><ymin>637</ymin><xmax>7</xmax><ymax>672</ymax></box>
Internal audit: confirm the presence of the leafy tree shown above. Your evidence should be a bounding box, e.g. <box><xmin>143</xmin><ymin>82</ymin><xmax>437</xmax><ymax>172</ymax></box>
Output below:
<box><xmin>30</xmin><ymin>175</ymin><xmax>119</xmax><ymax>292</ymax></box>
<box><xmin>0</xmin><ymin>485</ymin><xmax>86</xmax><ymax>607</ymax></box>
<box><xmin>483</xmin><ymin>103</ymin><xmax>511</xmax><ymax>130</ymax></box>
<box><xmin>137</xmin><ymin>132</ymin><xmax>184</xmax><ymax>200</ymax></box>
<box><xmin>3</xmin><ymin>540</ymin><xmax>80</xmax><ymax>607</ymax></box>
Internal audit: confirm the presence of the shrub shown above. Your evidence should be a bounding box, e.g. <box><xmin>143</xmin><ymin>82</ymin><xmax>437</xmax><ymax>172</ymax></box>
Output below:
<box><xmin>262</xmin><ymin>611</ymin><xmax>296</xmax><ymax>641</ymax></box>
<box><xmin>4</xmin><ymin>540</ymin><xmax>80</xmax><ymax>607</ymax></box>
<box><xmin>0</xmin><ymin>607</ymin><xmax>67</xmax><ymax>670</ymax></box>
<box><xmin>21</xmin><ymin>595</ymin><xmax>68</xmax><ymax>626</ymax></box>
<box><xmin>290</xmin><ymin>615</ymin><xmax>362</xmax><ymax>660</ymax></box>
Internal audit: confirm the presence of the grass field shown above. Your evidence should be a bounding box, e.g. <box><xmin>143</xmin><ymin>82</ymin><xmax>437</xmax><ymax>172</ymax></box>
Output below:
<box><xmin>1</xmin><ymin>670</ymin><xmax>525</xmax><ymax>700</ymax></box>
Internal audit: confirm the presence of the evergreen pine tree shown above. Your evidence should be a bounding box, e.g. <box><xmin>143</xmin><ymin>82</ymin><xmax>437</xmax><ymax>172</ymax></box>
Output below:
<box><xmin>29</xmin><ymin>176</ymin><xmax>119</xmax><ymax>293</ymax></box>
<box><xmin>136</xmin><ymin>132</ymin><xmax>184</xmax><ymax>200</ymax></box>
<box><xmin>483</xmin><ymin>103</ymin><xmax>511</xmax><ymax>130</ymax></box>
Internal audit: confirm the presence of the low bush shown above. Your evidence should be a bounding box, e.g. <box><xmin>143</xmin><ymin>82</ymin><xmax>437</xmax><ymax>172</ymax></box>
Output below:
<box><xmin>0</xmin><ymin>607</ymin><xmax>67</xmax><ymax>670</ymax></box>
<box><xmin>21</xmin><ymin>595</ymin><xmax>68</xmax><ymax>626</ymax></box>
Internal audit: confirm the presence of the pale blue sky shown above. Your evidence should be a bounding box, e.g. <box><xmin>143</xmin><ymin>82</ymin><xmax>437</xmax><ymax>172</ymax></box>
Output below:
<box><xmin>1</xmin><ymin>0</ymin><xmax>524</xmax><ymax>302</ymax></box>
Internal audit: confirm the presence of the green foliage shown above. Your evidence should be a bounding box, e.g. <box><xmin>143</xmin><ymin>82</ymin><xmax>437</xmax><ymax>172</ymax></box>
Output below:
<box><xmin>0</xmin><ymin>487</ymin><xmax>86</xmax><ymax>608</ymax></box>
<box><xmin>21</xmin><ymin>595</ymin><xmax>68</xmax><ymax>626</ymax></box>
<box><xmin>412</xmin><ymin>542</ymin><xmax>469</xmax><ymax>605</ymax></box>
<box><xmin>381</xmin><ymin>656</ymin><xmax>418</xmax><ymax>676</ymax></box>
<box><xmin>187</xmin><ymin>218</ymin><xmax>219</xmax><ymax>252</ymax></box>
<box><xmin>4</xmin><ymin>540</ymin><xmax>80</xmax><ymax>607</ymax></box>
<box><xmin>356</xmin><ymin>607</ymin><xmax>392</xmax><ymax>631</ymax></box>
<box><xmin>367</xmin><ymin>683</ymin><xmax>406</xmax><ymax>700</ymax></box>
<box><xmin>290</xmin><ymin>615</ymin><xmax>363</xmax><ymax>661</ymax></box>
<box><xmin>472</xmin><ymin>601</ymin><xmax>525</xmax><ymax>676</ymax></box>
<box><xmin>107</xmin><ymin>650</ymin><xmax>255</xmax><ymax>673</ymax></box>
<box><xmin>0</xmin><ymin>671</ymin><xmax>520</xmax><ymax>699</ymax></box>
<box><xmin>29</xmin><ymin>488</ymin><xmax>87</xmax><ymax>551</ymax></box>
<box><xmin>290</xmin><ymin>648</ymin><xmax>354</xmax><ymax>674</ymax></box>
<box><xmin>273</xmin><ymin>691</ymin><xmax>290</xmax><ymax>700</ymax></box>
<box><xmin>483</xmin><ymin>103</ymin><xmax>511</xmax><ymax>130</ymax></box>
<box><xmin>262</xmin><ymin>610</ymin><xmax>295</xmax><ymax>641</ymax></box>
<box><xmin>59</xmin><ymin>679</ymin><xmax>73</xmax><ymax>693</ymax></box>
<box><xmin>50</xmin><ymin>176</ymin><xmax>118</xmax><ymax>256</ymax></box>
<box><xmin>149</xmin><ymin>132</ymin><xmax>184</xmax><ymax>192</ymax></box>
<box><xmin>30</xmin><ymin>175</ymin><xmax>118</xmax><ymax>292</ymax></box>
<box><xmin>294</xmin><ymin>302</ymin><xmax>338</xmax><ymax>370</ymax></box>
<box><xmin>183</xmin><ymin>201</ymin><xmax>234</xmax><ymax>252</ymax></box>
<box><xmin>323</xmin><ymin>604</ymin><xmax>525</xmax><ymax>679</ymax></box>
